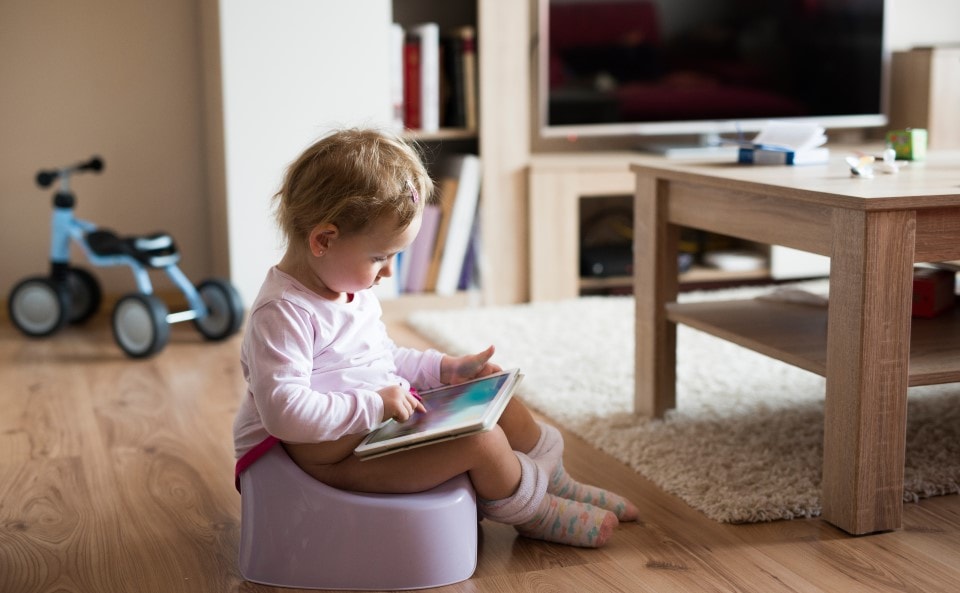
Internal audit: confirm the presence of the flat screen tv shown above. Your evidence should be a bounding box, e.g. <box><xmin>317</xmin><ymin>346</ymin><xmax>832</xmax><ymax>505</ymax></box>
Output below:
<box><xmin>538</xmin><ymin>0</ymin><xmax>889</xmax><ymax>153</ymax></box>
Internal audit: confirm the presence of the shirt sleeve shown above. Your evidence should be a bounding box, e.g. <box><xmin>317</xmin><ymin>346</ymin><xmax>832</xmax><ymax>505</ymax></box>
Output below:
<box><xmin>243</xmin><ymin>301</ymin><xmax>384</xmax><ymax>443</ymax></box>
<box><xmin>392</xmin><ymin>345</ymin><xmax>445</xmax><ymax>390</ymax></box>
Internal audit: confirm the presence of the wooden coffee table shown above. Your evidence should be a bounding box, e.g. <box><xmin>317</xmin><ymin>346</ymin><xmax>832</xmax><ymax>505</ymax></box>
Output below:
<box><xmin>630</xmin><ymin>149</ymin><xmax>960</xmax><ymax>535</ymax></box>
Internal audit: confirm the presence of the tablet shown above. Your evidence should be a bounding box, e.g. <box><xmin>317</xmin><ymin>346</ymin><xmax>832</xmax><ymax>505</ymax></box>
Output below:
<box><xmin>354</xmin><ymin>368</ymin><xmax>524</xmax><ymax>460</ymax></box>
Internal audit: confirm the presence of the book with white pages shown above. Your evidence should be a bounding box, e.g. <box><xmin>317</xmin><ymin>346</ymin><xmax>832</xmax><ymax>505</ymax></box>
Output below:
<box><xmin>435</xmin><ymin>154</ymin><xmax>481</xmax><ymax>296</ymax></box>
<box><xmin>410</xmin><ymin>22</ymin><xmax>440</xmax><ymax>133</ymax></box>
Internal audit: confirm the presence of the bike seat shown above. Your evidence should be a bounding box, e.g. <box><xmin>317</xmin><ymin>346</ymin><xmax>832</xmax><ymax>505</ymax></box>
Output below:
<box><xmin>86</xmin><ymin>229</ymin><xmax>180</xmax><ymax>268</ymax></box>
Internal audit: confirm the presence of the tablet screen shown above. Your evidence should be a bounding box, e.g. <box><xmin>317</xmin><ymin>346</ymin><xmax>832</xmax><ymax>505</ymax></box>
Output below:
<box><xmin>362</xmin><ymin>372</ymin><xmax>513</xmax><ymax>446</ymax></box>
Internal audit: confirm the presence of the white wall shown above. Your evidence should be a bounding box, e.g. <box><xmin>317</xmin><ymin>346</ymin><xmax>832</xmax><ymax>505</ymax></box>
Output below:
<box><xmin>888</xmin><ymin>0</ymin><xmax>960</xmax><ymax>51</ymax></box>
<box><xmin>0</xmin><ymin>1</ymin><xmax>209</xmax><ymax>303</ymax></box>
<box><xmin>217</xmin><ymin>0</ymin><xmax>394</xmax><ymax>306</ymax></box>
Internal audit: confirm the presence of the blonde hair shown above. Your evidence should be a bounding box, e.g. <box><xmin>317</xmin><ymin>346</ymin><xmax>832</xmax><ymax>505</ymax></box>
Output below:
<box><xmin>274</xmin><ymin>128</ymin><xmax>434</xmax><ymax>245</ymax></box>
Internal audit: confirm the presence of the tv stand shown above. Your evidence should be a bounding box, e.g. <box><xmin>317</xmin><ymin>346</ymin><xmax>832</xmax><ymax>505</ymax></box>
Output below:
<box><xmin>637</xmin><ymin>133</ymin><xmax>740</xmax><ymax>159</ymax></box>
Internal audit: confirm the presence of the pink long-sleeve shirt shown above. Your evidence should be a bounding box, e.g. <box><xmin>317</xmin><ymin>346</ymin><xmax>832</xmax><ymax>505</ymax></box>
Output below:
<box><xmin>232</xmin><ymin>267</ymin><xmax>444</xmax><ymax>458</ymax></box>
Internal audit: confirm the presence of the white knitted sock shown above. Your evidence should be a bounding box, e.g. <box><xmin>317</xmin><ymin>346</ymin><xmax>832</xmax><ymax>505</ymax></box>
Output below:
<box><xmin>528</xmin><ymin>422</ymin><xmax>638</xmax><ymax>521</ymax></box>
<box><xmin>526</xmin><ymin>421</ymin><xmax>563</xmax><ymax>477</ymax></box>
<box><xmin>477</xmin><ymin>452</ymin><xmax>547</xmax><ymax>525</ymax></box>
<box><xmin>479</xmin><ymin>452</ymin><xmax>618</xmax><ymax>548</ymax></box>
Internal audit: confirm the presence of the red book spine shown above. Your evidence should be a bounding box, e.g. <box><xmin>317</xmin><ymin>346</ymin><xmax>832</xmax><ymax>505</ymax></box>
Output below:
<box><xmin>403</xmin><ymin>35</ymin><xmax>422</xmax><ymax>130</ymax></box>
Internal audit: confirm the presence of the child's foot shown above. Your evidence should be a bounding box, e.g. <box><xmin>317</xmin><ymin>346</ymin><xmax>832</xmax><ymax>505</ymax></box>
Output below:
<box><xmin>549</xmin><ymin>464</ymin><xmax>639</xmax><ymax>521</ymax></box>
<box><xmin>514</xmin><ymin>493</ymin><xmax>618</xmax><ymax>548</ymax></box>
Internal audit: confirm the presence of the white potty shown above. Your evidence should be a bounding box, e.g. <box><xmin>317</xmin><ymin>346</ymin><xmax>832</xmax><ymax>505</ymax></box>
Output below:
<box><xmin>237</xmin><ymin>443</ymin><xmax>478</xmax><ymax>590</ymax></box>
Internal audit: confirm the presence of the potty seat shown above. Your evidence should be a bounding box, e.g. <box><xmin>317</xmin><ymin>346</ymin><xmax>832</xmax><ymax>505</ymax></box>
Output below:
<box><xmin>237</xmin><ymin>443</ymin><xmax>478</xmax><ymax>590</ymax></box>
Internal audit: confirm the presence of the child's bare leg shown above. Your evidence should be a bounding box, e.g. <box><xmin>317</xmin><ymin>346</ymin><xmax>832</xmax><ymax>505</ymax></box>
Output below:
<box><xmin>497</xmin><ymin>398</ymin><xmax>541</xmax><ymax>453</ymax></box>
<box><xmin>286</xmin><ymin>427</ymin><xmax>521</xmax><ymax>500</ymax></box>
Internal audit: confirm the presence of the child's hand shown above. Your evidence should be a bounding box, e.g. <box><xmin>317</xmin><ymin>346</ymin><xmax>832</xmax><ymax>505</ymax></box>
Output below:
<box><xmin>440</xmin><ymin>345</ymin><xmax>502</xmax><ymax>385</ymax></box>
<box><xmin>378</xmin><ymin>384</ymin><xmax>426</xmax><ymax>423</ymax></box>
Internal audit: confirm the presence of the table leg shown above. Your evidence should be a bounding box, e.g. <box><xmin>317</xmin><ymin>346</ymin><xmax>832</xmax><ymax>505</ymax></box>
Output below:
<box><xmin>634</xmin><ymin>175</ymin><xmax>678</xmax><ymax>418</ymax></box>
<box><xmin>822</xmin><ymin>208</ymin><xmax>916</xmax><ymax>534</ymax></box>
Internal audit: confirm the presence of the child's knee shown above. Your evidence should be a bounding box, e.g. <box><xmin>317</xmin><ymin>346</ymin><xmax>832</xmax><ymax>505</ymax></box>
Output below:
<box><xmin>468</xmin><ymin>425</ymin><xmax>512</xmax><ymax>458</ymax></box>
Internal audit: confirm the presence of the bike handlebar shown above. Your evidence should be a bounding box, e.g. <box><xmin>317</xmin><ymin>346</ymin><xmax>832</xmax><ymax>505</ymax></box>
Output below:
<box><xmin>36</xmin><ymin>156</ymin><xmax>104</xmax><ymax>188</ymax></box>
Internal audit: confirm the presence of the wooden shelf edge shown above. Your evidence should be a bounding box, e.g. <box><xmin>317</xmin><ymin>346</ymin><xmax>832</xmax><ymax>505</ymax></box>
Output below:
<box><xmin>401</xmin><ymin>128</ymin><xmax>478</xmax><ymax>142</ymax></box>
<box><xmin>579</xmin><ymin>267</ymin><xmax>772</xmax><ymax>291</ymax></box>
<box><xmin>380</xmin><ymin>291</ymin><xmax>475</xmax><ymax>321</ymax></box>
<box><xmin>666</xmin><ymin>298</ymin><xmax>960</xmax><ymax>387</ymax></box>
<box><xmin>666</xmin><ymin>299</ymin><xmax>828</xmax><ymax>377</ymax></box>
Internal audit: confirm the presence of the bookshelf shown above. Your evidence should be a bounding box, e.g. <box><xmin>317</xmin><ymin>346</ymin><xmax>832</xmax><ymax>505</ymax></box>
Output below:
<box><xmin>391</xmin><ymin>5</ymin><xmax>483</xmax><ymax>297</ymax></box>
<box><xmin>390</xmin><ymin>0</ymin><xmax>530</xmax><ymax>306</ymax></box>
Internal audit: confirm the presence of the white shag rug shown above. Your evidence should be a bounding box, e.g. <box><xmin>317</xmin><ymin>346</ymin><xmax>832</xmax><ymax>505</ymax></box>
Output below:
<box><xmin>407</xmin><ymin>283</ymin><xmax>960</xmax><ymax>523</ymax></box>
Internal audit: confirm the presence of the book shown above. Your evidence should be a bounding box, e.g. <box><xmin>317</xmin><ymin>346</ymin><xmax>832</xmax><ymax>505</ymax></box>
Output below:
<box><xmin>435</xmin><ymin>154</ymin><xmax>482</xmax><ymax>296</ymax></box>
<box><xmin>403</xmin><ymin>32</ymin><xmax>421</xmax><ymax>129</ymax></box>
<box><xmin>455</xmin><ymin>26</ymin><xmax>478</xmax><ymax>131</ymax></box>
<box><xmin>736</xmin><ymin>120</ymin><xmax>829</xmax><ymax>165</ymax></box>
<box><xmin>441</xmin><ymin>31</ymin><xmax>467</xmax><ymax>128</ymax></box>
<box><xmin>737</xmin><ymin>146</ymin><xmax>830</xmax><ymax>165</ymax></box>
<box><xmin>424</xmin><ymin>174</ymin><xmax>459</xmax><ymax>292</ymax></box>
<box><xmin>354</xmin><ymin>369</ymin><xmax>524</xmax><ymax>459</ymax></box>
<box><xmin>437</xmin><ymin>39</ymin><xmax>449</xmax><ymax>128</ymax></box>
<box><xmin>457</xmin><ymin>212</ymin><xmax>481</xmax><ymax>291</ymax></box>
<box><xmin>410</xmin><ymin>23</ymin><xmax>440</xmax><ymax>133</ymax></box>
<box><xmin>751</xmin><ymin>121</ymin><xmax>827</xmax><ymax>152</ymax></box>
<box><xmin>403</xmin><ymin>204</ymin><xmax>441</xmax><ymax>293</ymax></box>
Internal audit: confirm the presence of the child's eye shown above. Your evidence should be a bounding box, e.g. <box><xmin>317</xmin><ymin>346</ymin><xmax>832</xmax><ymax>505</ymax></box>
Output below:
<box><xmin>373</xmin><ymin>255</ymin><xmax>389</xmax><ymax>263</ymax></box>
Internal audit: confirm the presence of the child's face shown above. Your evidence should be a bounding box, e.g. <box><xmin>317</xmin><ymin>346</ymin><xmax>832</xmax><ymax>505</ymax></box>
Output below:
<box><xmin>311</xmin><ymin>213</ymin><xmax>421</xmax><ymax>297</ymax></box>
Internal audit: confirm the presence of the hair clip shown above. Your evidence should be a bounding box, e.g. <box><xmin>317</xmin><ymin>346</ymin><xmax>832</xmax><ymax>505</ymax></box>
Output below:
<box><xmin>407</xmin><ymin>180</ymin><xmax>419</xmax><ymax>204</ymax></box>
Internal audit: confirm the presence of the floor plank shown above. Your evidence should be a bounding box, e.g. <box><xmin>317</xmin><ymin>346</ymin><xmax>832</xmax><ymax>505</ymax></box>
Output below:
<box><xmin>1</xmin><ymin>313</ymin><xmax>958</xmax><ymax>593</ymax></box>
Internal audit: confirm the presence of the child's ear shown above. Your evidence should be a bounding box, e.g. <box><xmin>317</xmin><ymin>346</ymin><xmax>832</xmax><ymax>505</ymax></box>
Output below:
<box><xmin>308</xmin><ymin>223</ymin><xmax>339</xmax><ymax>257</ymax></box>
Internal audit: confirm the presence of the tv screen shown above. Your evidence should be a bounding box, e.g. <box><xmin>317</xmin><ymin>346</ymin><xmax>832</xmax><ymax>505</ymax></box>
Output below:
<box><xmin>538</xmin><ymin>0</ymin><xmax>888</xmax><ymax>146</ymax></box>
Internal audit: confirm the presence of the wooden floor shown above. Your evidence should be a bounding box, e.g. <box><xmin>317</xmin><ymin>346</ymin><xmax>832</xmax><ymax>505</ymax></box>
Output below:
<box><xmin>2</xmin><ymin>313</ymin><xmax>960</xmax><ymax>593</ymax></box>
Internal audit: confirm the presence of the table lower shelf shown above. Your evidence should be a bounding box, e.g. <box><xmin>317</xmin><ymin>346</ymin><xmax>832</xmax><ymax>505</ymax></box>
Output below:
<box><xmin>666</xmin><ymin>298</ymin><xmax>960</xmax><ymax>386</ymax></box>
<box><xmin>581</xmin><ymin>266</ymin><xmax>772</xmax><ymax>293</ymax></box>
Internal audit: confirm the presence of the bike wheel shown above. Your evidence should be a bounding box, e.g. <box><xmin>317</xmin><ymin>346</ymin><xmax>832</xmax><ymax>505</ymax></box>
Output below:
<box><xmin>65</xmin><ymin>267</ymin><xmax>102</xmax><ymax>324</ymax></box>
<box><xmin>193</xmin><ymin>278</ymin><xmax>245</xmax><ymax>340</ymax></box>
<box><xmin>112</xmin><ymin>293</ymin><xmax>170</xmax><ymax>358</ymax></box>
<box><xmin>8</xmin><ymin>276</ymin><xmax>69</xmax><ymax>337</ymax></box>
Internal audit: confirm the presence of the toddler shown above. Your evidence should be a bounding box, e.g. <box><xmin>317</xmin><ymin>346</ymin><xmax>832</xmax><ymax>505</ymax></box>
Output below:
<box><xmin>232</xmin><ymin>128</ymin><xmax>638</xmax><ymax>548</ymax></box>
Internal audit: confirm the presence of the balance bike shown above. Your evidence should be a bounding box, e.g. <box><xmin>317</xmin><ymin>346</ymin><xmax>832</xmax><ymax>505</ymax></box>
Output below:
<box><xmin>7</xmin><ymin>156</ymin><xmax>245</xmax><ymax>358</ymax></box>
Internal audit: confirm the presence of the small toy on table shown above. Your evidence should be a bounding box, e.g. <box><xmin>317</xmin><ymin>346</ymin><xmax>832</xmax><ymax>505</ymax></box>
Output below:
<box><xmin>887</xmin><ymin>128</ymin><xmax>928</xmax><ymax>161</ymax></box>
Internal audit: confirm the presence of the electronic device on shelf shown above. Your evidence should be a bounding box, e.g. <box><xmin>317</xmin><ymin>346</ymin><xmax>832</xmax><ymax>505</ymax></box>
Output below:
<box><xmin>536</xmin><ymin>0</ymin><xmax>889</xmax><ymax>156</ymax></box>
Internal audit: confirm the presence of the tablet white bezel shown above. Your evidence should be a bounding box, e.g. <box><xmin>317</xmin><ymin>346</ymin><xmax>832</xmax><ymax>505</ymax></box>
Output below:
<box><xmin>354</xmin><ymin>368</ymin><xmax>523</xmax><ymax>459</ymax></box>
